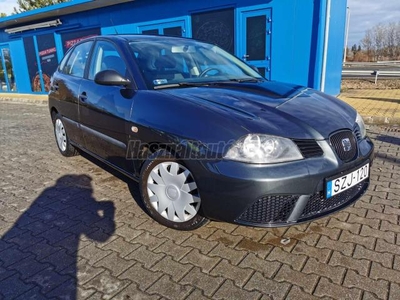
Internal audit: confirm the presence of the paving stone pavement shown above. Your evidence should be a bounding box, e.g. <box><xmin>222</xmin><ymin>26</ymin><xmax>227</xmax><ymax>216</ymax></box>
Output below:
<box><xmin>0</xmin><ymin>100</ymin><xmax>399</xmax><ymax>300</ymax></box>
<box><xmin>339</xmin><ymin>90</ymin><xmax>400</xmax><ymax>125</ymax></box>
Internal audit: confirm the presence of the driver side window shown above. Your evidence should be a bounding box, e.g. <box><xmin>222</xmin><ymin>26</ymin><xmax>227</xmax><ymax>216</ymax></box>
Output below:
<box><xmin>62</xmin><ymin>41</ymin><xmax>93</xmax><ymax>78</ymax></box>
<box><xmin>88</xmin><ymin>41</ymin><xmax>127</xmax><ymax>80</ymax></box>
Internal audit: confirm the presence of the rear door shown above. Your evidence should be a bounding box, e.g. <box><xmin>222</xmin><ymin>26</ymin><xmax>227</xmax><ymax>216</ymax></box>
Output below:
<box><xmin>50</xmin><ymin>41</ymin><xmax>94</xmax><ymax>147</ymax></box>
<box><xmin>79</xmin><ymin>40</ymin><xmax>135</xmax><ymax>172</ymax></box>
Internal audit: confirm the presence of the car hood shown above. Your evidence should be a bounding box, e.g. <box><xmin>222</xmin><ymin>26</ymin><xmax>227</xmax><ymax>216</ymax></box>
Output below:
<box><xmin>159</xmin><ymin>81</ymin><xmax>356</xmax><ymax>140</ymax></box>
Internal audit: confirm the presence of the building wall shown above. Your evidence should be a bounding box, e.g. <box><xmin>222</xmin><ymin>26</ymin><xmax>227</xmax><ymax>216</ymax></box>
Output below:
<box><xmin>0</xmin><ymin>0</ymin><xmax>347</xmax><ymax>95</ymax></box>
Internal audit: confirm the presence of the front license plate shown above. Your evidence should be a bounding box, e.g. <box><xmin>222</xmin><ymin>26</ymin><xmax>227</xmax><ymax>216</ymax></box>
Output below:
<box><xmin>326</xmin><ymin>163</ymin><xmax>369</xmax><ymax>199</ymax></box>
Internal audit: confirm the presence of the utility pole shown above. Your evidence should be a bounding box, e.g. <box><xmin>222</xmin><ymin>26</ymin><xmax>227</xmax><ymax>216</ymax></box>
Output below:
<box><xmin>343</xmin><ymin>6</ymin><xmax>350</xmax><ymax>65</ymax></box>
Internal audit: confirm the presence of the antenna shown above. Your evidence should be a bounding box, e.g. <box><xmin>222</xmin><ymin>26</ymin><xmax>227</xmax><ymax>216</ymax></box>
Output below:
<box><xmin>110</xmin><ymin>19</ymin><xmax>119</xmax><ymax>35</ymax></box>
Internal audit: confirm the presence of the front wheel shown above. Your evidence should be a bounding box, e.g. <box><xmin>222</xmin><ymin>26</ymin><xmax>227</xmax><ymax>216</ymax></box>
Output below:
<box><xmin>139</xmin><ymin>150</ymin><xmax>208</xmax><ymax>230</ymax></box>
<box><xmin>52</xmin><ymin>113</ymin><xmax>78</xmax><ymax>157</ymax></box>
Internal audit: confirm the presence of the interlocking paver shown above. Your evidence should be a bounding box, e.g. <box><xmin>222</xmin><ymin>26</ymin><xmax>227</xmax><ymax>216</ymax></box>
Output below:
<box><xmin>180</xmin><ymin>267</ymin><xmax>224</xmax><ymax>297</ymax></box>
<box><xmin>83</xmin><ymin>270</ymin><xmax>130</xmax><ymax>299</ymax></box>
<box><xmin>354</xmin><ymin>245</ymin><xmax>393</xmax><ymax>268</ymax></box>
<box><xmin>0</xmin><ymin>100</ymin><xmax>400</xmax><ymax>299</ymax></box>
<box><xmin>238</xmin><ymin>253</ymin><xmax>281</xmax><ymax>278</ymax></box>
<box><xmin>214</xmin><ymin>279</ymin><xmax>261</xmax><ymax>300</ymax></box>
<box><xmin>210</xmin><ymin>259</ymin><xmax>254</xmax><ymax>287</ymax></box>
<box><xmin>180</xmin><ymin>249</ymin><xmax>221</xmax><ymax>273</ymax></box>
<box><xmin>275</xmin><ymin>264</ymin><xmax>319</xmax><ymax>294</ymax></box>
<box><xmin>146</xmin><ymin>274</ymin><xmax>193</xmax><ymax>300</ymax></box>
<box><xmin>292</xmin><ymin>241</ymin><xmax>331</xmax><ymax>263</ymax></box>
<box><xmin>244</xmin><ymin>272</ymin><xmax>290</xmax><ymax>299</ymax></box>
<box><xmin>266</xmin><ymin>247</ymin><xmax>307</xmax><ymax>271</ymax></box>
<box><xmin>329</xmin><ymin>251</ymin><xmax>371</xmax><ymax>277</ymax></box>
<box><xmin>209</xmin><ymin>243</ymin><xmax>247</xmax><ymax>265</ymax></box>
<box><xmin>314</xmin><ymin>277</ymin><xmax>362</xmax><ymax>299</ymax></box>
<box><xmin>303</xmin><ymin>257</ymin><xmax>346</xmax><ymax>284</ymax></box>
<box><xmin>344</xmin><ymin>269</ymin><xmax>389</xmax><ymax>300</ymax></box>
<box><xmin>119</xmin><ymin>263</ymin><xmax>162</xmax><ymax>291</ymax></box>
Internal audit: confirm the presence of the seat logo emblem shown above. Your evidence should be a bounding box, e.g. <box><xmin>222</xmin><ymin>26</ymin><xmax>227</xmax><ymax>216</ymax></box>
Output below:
<box><xmin>342</xmin><ymin>138</ymin><xmax>352</xmax><ymax>152</ymax></box>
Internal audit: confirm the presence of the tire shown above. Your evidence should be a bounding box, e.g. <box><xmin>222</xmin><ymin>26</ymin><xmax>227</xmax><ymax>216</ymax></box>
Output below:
<box><xmin>139</xmin><ymin>150</ymin><xmax>208</xmax><ymax>230</ymax></box>
<box><xmin>52</xmin><ymin>113</ymin><xmax>78</xmax><ymax>157</ymax></box>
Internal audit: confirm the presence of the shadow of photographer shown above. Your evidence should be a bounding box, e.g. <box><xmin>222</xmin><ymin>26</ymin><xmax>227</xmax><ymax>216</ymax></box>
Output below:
<box><xmin>0</xmin><ymin>174</ymin><xmax>115</xmax><ymax>299</ymax></box>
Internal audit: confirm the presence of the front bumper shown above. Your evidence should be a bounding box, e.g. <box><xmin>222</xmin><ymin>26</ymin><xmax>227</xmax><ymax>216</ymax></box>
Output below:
<box><xmin>187</xmin><ymin>137</ymin><xmax>374</xmax><ymax>227</ymax></box>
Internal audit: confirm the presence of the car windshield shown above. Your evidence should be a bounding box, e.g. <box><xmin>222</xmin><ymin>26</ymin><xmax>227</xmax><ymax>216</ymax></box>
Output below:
<box><xmin>129</xmin><ymin>39</ymin><xmax>264</xmax><ymax>90</ymax></box>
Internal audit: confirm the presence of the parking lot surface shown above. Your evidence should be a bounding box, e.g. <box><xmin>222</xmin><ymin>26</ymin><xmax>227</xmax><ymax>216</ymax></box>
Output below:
<box><xmin>0</xmin><ymin>101</ymin><xmax>399</xmax><ymax>299</ymax></box>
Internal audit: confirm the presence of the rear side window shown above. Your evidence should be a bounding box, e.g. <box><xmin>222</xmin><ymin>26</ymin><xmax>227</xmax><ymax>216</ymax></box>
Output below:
<box><xmin>61</xmin><ymin>41</ymin><xmax>93</xmax><ymax>78</ymax></box>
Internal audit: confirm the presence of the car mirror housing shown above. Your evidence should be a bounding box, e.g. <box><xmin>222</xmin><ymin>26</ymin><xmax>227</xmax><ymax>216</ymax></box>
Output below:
<box><xmin>94</xmin><ymin>70</ymin><xmax>131</xmax><ymax>87</ymax></box>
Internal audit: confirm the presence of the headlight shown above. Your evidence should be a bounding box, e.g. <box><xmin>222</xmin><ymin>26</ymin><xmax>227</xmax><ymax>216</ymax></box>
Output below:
<box><xmin>224</xmin><ymin>134</ymin><xmax>303</xmax><ymax>164</ymax></box>
<box><xmin>355</xmin><ymin>113</ymin><xmax>366</xmax><ymax>139</ymax></box>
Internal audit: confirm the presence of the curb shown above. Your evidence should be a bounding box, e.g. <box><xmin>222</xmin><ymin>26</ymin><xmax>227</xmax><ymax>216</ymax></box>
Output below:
<box><xmin>362</xmin><ymin>115</ymin><xmax>400</xmax><ymax>125</ymax></box>
<box><xmin>0</xmin><ymin>97</ymin><xmax>48</xmax><ymax>105</ymax></box>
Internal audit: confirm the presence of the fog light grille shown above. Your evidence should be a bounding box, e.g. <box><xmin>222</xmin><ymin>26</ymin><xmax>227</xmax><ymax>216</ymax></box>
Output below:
<box><xmin>300</xmin><ymin>181</ymin><xmax>366</xmax><ymax>219</ymax></box>
<box><xmin>237</xmin><ymin>195</ymin><xmax>298</xmax><ymax>224</ymax></box>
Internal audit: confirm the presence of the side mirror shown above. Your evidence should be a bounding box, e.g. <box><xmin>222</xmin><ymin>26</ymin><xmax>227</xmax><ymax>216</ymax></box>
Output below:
<box><xmin>94</xmin><ymin>70</ymin><xmax>131</xmax><ymax>87</ymax></box>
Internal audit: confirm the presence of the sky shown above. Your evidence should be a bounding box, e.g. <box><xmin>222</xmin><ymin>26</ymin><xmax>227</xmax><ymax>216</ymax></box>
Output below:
<box><xmin>1</xmin><ymin>0</ymin><xmax>399</xmax><ymax>47</ymax></box>
<box><xmin>347</xmin><ymin>0</ymin><xmax>400</xmax><ymax>47</ymax></box>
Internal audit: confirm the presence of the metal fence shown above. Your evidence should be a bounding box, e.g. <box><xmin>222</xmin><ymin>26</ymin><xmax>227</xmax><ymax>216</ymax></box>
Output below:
<box><xmin>342</xmin><ymin>61</ymin><xmax>400</xmax><ymax>83</ymax></box>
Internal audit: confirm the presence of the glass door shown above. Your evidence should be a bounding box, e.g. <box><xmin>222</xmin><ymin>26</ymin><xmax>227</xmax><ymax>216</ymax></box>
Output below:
<box><xmin>0</xmin><ymin>46</ymin><xmax>17</xmax><ymax>92</ymax></box>
<box><xmin>238</xmin><ymin>8</ymin><xmax>272</xmax><ymax>79</ymax></box>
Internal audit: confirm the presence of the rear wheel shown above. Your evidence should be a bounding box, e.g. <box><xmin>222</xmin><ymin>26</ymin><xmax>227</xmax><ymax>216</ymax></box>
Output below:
<box><xmin>52</xmin><ymin>113</ymin><xmax>78</xmax><ymax>157</ymax></box>
<box><xmin>139</xmin><ymin>150</ymin><xmax>208</xmax><ymax>230</ymax></box>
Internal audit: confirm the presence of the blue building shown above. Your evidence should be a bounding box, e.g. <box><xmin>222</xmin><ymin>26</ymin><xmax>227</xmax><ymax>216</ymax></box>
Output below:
<box><xmin>0</xmin><ymin>0</ymin><xmax>347</xmax><ymax>96</ymax></box>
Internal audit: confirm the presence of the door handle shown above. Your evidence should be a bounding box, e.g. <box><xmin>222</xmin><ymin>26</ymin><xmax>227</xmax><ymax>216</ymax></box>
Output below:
<box><xmin>79</xmin><ymin>92</ymin><xmax>87</xmax><ymax>102</ymax></box>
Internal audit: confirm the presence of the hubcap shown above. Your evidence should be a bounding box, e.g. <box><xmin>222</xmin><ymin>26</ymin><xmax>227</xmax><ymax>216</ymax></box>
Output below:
<box><xmin>55</xmin><ymin>118</ymin><xmax>67</xmax><ymax>152</ymax></box>
<box><xmin>147</xmin><ymin>162</ymin><xmax>201</xmax><ymax>223</ymax></box>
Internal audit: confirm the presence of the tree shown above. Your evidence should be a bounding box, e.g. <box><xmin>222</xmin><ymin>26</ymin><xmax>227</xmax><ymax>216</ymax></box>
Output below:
<box><xmin>361</xmin><ymin>29</ymin><xmax>374</xmax><ymax>61</ymax></box>
<box><xmin>14</xmin><ymin>0</ymin><xmax>69</xmax><ymax>13</ymax></box>
<box><xmin>351</xmin><ymin>44</ymin><xmax>358</xmax><ymax>56</ymax></box>
<box><xmin>0</xmin><ymin>12</ymin><xmax>7</xmax><ymax>18</ymax></box>
<box><xmin>361</xmin><ymin>22</ymin><xmax>400</xmax><ymax>61</ymax></box>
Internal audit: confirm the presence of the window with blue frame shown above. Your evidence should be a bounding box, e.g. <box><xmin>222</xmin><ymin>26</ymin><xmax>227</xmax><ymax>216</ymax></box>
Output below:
<box><xmin>0</xmin><ymin>47</ymin><xmax>17</xmax><ymax>92</ymax></box>
<box><xmin>37</xmin><ymin>34</ymin><xmax>58</xmax><ymax>92</ymax></box>
<box><xmin>23</xmin><ymin>34</ymin><xmax>59</xmax><ymax>93</ymax></box>
<box><xmin>138</xmin><ymin>19</ymin><xmax>187</xmax><ymax>37</ymax></box>
<box><xmin>23</xmin><ymin>36</ymin><xmax>42</xmax><ymax>92</ymax></box>
<box><xmin>192</xmin><ymin>8</ymin><xmax>235</xmax><ymax>54</ymax></box>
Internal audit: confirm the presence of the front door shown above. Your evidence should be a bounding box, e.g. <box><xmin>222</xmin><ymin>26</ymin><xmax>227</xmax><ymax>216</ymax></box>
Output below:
<box><xmin>238</xmin><ymin>8</ymin><xmax>272</xmax><ymax>79</ymax></box>
<box><xmin>79</xmin><ymin>40</ymin><xmax>134</xmax><ymax>172</ymax></box>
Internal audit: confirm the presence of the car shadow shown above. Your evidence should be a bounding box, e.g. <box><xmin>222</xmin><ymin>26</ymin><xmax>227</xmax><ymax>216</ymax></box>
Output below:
<box><xmin>79</xmin><ymin>150</ymin><xmax>148</xmax><ymax>213</ymax></box>
<box><xmin>348</xmin><ymin>96</ymin><xmax>400</xmax><ymax>104</ymax></box>
<box><xmin>0</xmin><ymin>174</ymin><xmax>115</xmax><ymax>299</ymax></box>
<box><xmin>376</xmin><ymin>134</ymin><xmax>400</xmax><ymax>146</ymax></box>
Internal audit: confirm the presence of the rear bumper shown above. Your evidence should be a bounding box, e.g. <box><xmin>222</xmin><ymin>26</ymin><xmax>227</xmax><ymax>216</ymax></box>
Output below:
<box><xmin>187</xmin><ymin>137</ymin><xmax>374</xmax><ymax>227</ymax></box>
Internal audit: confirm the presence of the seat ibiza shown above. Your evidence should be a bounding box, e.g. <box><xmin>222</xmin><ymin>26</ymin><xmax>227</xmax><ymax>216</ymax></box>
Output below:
<box><xmin>49</xmin><ymin>35</ymin><xmax>374</xmax><ymax>230</ymax></box>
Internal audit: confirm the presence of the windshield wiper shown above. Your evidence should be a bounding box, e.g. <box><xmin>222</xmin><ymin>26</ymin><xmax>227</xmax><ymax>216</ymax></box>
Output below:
<box><xmin>154</xmin><ymin>82</ymin><xmax>212</xmax><ymax>90</ymax></box>
<box><xmin>226</xmin><ymin>78</ymin><xmax>264</xmax><ymax>83</ymax></box>
<box><xmin>153</xmin><ymin>78</ymin><xmax>264</xmax><ymax>90</ymax></box>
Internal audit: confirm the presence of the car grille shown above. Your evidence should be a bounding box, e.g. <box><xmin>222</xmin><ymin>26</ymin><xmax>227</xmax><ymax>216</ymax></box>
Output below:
<box><xmin>236</xmin><ymin>180</ymin><xmax>368</xmax><ymax>226</ymax></box>
<box><xmin>330</xmin><ymin>130</ymin><xmax>357</xmax><ymax>162</ymax></box>
<box><xmin>293</xmin><ymin>140</ymin><xmax>324</xmax><ymax>158</ymax></box>
<box><xmin>237</xmin><ymin>195</ymin><xmax>298</xmax><ymax>224</ymax></box>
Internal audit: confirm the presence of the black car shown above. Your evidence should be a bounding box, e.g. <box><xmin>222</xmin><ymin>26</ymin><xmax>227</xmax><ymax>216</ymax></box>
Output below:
<box><xmin>49</xmin><ymin>35</ymin><xmax>374</xmax><ymax>230</ymax></box>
